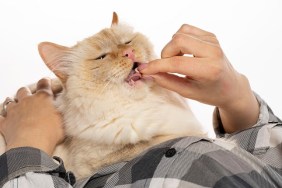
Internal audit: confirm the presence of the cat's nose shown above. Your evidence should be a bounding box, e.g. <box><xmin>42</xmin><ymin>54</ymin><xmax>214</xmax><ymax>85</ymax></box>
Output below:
<box><xmin>123</xmin><ymin>48</ymin><xmax>135</xmax><ymax>61</ymax></box>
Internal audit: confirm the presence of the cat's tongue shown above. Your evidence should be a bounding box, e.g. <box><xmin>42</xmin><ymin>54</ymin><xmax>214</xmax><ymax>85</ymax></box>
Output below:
<box><xmin>126</xmin><ymin>62</ymin><xmax>146</xmax><ymax>85</ymax></box>
<box><xmin>130</xmin><ymin>73</ymin><xmax>142</xmax><ymax>81</ymax></box>
<box><xmin>127</xmin><ymin>69</ymin><xmax>141</xmax><ymax>83</ymax></box>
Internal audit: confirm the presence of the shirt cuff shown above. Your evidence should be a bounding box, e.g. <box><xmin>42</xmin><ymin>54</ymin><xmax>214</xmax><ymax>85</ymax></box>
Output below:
<box><xmin>0</xmin><ymin>147</ymin><xmax>75</xmax><ymax>187</ymax></box>
<box><xmin>213</xmin><ymin>92</ymin><xmax>281</xmax><ymax>137</ymax></box>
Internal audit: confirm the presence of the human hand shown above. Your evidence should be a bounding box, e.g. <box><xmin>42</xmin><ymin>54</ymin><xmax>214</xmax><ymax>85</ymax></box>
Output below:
<box><xmin>0</xmin><ymin>78</ymin><xmax>64</xmax><ymax>155</ymax></box>
<box><xmin>140</xmin><ymin>24</ymin><xmax>259</xmax><ymax>133</ymax></box>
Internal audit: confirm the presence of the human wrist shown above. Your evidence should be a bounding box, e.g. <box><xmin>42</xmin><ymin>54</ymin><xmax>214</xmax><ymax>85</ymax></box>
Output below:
<box><xmin>6</xmin><ymin>138</ymin><xmax>56</xmax><ymax>156</ymax></box>
<box><xmin>218</xmin><ymin>74</ymin><xmax>260</xmax><ymax>133</ymax></box>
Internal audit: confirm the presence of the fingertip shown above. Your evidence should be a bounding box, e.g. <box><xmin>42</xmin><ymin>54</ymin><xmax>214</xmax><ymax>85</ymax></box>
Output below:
<box><xmin>177</xmin><ymin>24</ymin><xmax>193</xmax><ymax>34</ymax></box>
<box><xmin>36</xmin><ymin>77</ymin><xmax>53</xmax><ymax>96</ymax></box>
<box><xmin>37</xmin><ymin>77</ymin><xmax>51</xmax><ymax>89</ymax></box>
<box><xmin>41</xmin><ymin>77</ymin><xmax>52</xmax><ymax>83</ymax></box>
<box><xmin>137</xmin><ymin>63</ymin><xmax>148</xmax><ymax>72</ymax></box>
<box><xmin>138</xmin><ymin>60</ymin><xmax>157</xmax><ymax>74</ymax></box>
<box><xmin>43</xmin><ymin>77</ymin><xmax>52</xmax><ymax>83</ymax></box>
<box><xmin>140</xmin><ymin>59</ymin><xmax>164</xmax><ymax>75</ymax></box>
<box><xmin>16</xmin><ymin>87</ymin><xmax>32</xmax><ymax>101</ymax></box>
<box><xmin>140</xmin><ymin>58</ymin><xmax>173</xmax><ymax>75</ymax></box>
<box><xmin>51</xmin><ymin>79</ymin><xmax>63</xmax><ymax>94</ymax></box>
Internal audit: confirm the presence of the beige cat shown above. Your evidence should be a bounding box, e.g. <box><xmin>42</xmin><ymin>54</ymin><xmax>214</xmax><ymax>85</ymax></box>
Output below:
<box><xmin>0</xmin><ymin>13</ymin><xmax>209</xmax><ymax>180</ymax></box>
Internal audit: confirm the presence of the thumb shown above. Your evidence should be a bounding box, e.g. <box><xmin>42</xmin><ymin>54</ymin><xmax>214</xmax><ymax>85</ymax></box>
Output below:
<box><xmin>151</xmin><ymin>72</ymin><xmax>195</xmax><ymax>99</ymax></box>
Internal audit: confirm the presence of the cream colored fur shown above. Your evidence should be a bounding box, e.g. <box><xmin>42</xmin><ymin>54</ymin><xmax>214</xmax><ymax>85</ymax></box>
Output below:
<box><xmin>0</xmin><ymin>13</ymin><xmax>210</xmax><ymax>180</ymax></box>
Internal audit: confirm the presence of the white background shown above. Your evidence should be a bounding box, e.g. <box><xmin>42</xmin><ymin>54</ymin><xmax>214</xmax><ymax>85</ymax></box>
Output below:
<box><xmin>0</xmin><ymin>0</ymin><xmax>281</xmax><ymax>130</ymax></box>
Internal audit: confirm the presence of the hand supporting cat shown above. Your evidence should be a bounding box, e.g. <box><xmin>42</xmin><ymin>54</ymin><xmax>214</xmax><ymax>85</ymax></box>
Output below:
<box><xmin>0</xmin><ymin>78</ymin><xmax>64</xmax><ymax>156</ymax></box>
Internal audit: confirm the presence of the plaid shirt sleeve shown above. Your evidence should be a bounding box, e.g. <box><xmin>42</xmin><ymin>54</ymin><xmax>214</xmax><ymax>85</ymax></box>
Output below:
<box><xmin>0</xmin><ymin>147</ymin><xmax>75</xmax><ymax>187</ymax></box>
<box><xmin>1</xmin><ymin>93</ymin><xmax>281</xmax><ymax>187</ymax></box>
<box><xmin>213</xmin><ymin>93</ymin><xmax>282</xmax><ymax>167</ymax></box>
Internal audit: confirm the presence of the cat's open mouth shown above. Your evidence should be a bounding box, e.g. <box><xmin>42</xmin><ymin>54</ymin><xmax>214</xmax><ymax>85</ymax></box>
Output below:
<box><xmin>125</xmin><ymin>62</ymin><xmax>142</xmax><ymax>85</ymax></box>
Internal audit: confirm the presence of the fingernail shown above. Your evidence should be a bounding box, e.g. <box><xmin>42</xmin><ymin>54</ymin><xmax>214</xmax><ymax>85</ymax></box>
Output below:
<box><xmin>137</xmin><ymin>63</ymin><xmax>148</xmax><ymax>72</ymax></box>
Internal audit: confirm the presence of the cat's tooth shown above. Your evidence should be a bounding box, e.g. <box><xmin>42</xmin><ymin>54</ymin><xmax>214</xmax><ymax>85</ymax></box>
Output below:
<box><xmin>135</xmin><ymin>68</ymin><xmax>140</xmax><ymax>73</ymax></box>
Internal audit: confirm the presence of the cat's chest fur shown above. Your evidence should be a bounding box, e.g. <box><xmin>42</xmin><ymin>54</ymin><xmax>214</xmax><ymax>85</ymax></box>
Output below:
<box><xmin>53</xmin><ymin>84</ymin><xmax>207</xmax><ymax>179</ymax></box>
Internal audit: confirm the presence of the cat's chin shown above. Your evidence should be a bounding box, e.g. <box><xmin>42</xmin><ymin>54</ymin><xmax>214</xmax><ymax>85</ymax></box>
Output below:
<box><xmin>126</xmin><ymin>73</ymin><xmax>152</xmax><ymax>87</ymax></box>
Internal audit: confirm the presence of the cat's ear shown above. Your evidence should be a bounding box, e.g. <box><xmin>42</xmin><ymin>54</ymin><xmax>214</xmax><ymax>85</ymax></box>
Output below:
<box><xmin>38</xmin><ymin>42</ymin><xmax>69</xmax><ymax>83</ymax></box>
<box><xmin>111</xmin><ymin>12</ymin><xmax>119</xmax><ymax>26</ymax></box>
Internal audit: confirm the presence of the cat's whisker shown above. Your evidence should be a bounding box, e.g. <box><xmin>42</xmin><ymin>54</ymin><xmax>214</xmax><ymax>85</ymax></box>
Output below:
<box><xmin>99</xmin><ymin>80</ymin><xmax>111</xmax><ymax>95</ymax></box>
<box><xmin>89</xmin><ymin>65</ymin><xmax>101</xmax><ymax>70</ymax></box>
<box><xmin>98</xmin><ymin>68</ymin><xmax>125</xmax><ymax>94</ymax></box>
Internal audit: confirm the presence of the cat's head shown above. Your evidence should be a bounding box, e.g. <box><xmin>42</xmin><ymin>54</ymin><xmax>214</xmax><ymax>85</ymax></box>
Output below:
<box><xmin>38</xmin><ymin>12</ymin><xmax>156</xmax><ymax>96</ymax></box>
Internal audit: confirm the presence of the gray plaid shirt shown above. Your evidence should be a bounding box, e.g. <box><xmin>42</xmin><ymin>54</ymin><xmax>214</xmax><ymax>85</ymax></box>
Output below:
<box><xmin>0</xmin><ymin>94</ymin><xmax>281</xmax><ymax>187</ymax></box>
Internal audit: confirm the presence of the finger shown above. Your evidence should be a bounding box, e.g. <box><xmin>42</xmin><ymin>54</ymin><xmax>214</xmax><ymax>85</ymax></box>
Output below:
<box><xmin>177</xmin><ymin>24</ymin><xmax>215</xmax><ymax>37</ymax></box>
<box><xmin>173</xmin><ymin>33</ymin><xmax>219</xmax><ymax>47</ymax></box>
<box><xmin>150</xmin><ymin>73</ymin><xmax>196</xmax><ymax>99</ymax></box>
<box><xmin>51</xmin><ymin>78</ymin><xmax>63</xmax><ymax>95</ymax></box>
<box><xmin>16</xmin><ymin>87</ymin><xmax>32</xmax><ymax>101</ymax></box>
<box><xmin>140</xmin><ymin>56</ymin><xmax>205</xmax><ymax>79</ymax></box>
<box><xmin>36</xmin><ymin>78</ymin><xmax>53</xmax><ymax>96</ymax></box>
<box><xmin>161</xmin><ymin>33</ymin><xmax>216</xmax><ymax>58</ymax></box>
<box><xmin>193</xmin><ymin>35</ymin><xmax>219</xmax><ymax>45</ymax></box>
<box><xmin>3</xmin><ymin>97</ymin><xmax>16</xmax><ymax>113</ymax></box>
<box><xmin>0</xmin><ymin>115</ymin><xmax>4</xmax><ymax>133</ymax></box>
<box><xmin>0</xmin><ymin>115</ymin><xmax>4</xmax><ymax>124</ymax></box>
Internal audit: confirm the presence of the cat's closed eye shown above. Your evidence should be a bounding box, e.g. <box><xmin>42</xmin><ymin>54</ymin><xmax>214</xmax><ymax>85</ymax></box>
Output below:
<box><xmin>95</xmin><ymin>54</ymin><xmax>107</xmax><ymax>60</ymax></box>
<box><xmin>125</xmin><ymin>40</ymin><xmax>131</xmax><ymax>45</ymax></box>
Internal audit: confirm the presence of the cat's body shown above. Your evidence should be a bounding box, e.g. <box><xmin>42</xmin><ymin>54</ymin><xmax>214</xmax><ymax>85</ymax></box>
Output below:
<box><xmin>53</xmin><ymin>77</ymin><xmax>206</xmax><ymax>178</ymax></box>
<box><xmin>0</xmin><ymin>13</ymin><xmax>210</xmax><ymax>180</ymax></box>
